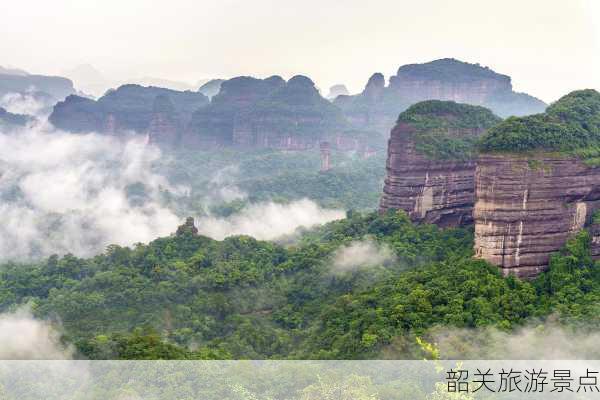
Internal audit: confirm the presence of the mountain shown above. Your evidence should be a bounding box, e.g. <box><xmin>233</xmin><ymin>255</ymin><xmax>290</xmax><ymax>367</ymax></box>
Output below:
<box><xmin>49</xmin><ymin>84</ymin><xmax>209</xmax><ymax>145</ymax></box>
<box><xmin>0</xmin><ymin>69</ymin><xmax>75</xmax><ymax>106</ymax></box>
<box><xmin>379</xmin><ymin>100</ymin><xmax>501</xmax><ymax>226</ymax></box>
<box><xmin>474</xmin><ymin>89</ymin><xmax>600</xmax><ymax>278</ymax></box>
<box><xmin>335</xmin><ymin>58</ymin><xmax>547</xmax><ymax>137</ymax></box>
<box><xmin>187</xmin><ymin>75</ymin><xmax>349</xmax><ymax>149</ymax></box>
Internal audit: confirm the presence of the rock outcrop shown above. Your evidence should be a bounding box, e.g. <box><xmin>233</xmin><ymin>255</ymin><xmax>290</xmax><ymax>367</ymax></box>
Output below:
<box><xmin>380</xmin><ymin>100</ymin><xmax>501</xmax><ymax>226</ymax></box>
<box><xmin>49</xmin><ymin>84</ymin><xmax>209</xmax><ymax>145</ymax></box>
<box><xmin>474</xmin><ymin>153</ymin><xmax>600</xmax><ymax>278</ymax></box>
<box><xmin>186</xmin><ymin>76</ymin><xmax>284</xmax><ymax>147</ymax></box>
<box><xmin>188</xmin><ymin>75</ymin><xmax>348</xmax><ymax>149</ymax></box>
<box><xmin>147</xmin><ymin>95</ymin><xmax>180</xmax><ymax>146</ymax></box>
<box><xmin>334</xmin><ymin>73</ymin><xmax>391</xmax><ymax>136</ymax></box>
<box><xmin>474</xmin><ymin>89</ymin><xmax>600</xmax><ymax>278</ymax></box>
<box><xmin>336</xmin><ymin>58</ymin><xmax>546</xmax><ymax>143</ymax></box>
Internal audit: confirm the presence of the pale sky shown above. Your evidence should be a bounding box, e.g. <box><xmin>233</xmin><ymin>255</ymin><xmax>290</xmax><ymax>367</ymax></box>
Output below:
<box><xmin>1</xmin><ymin>0</ymin><xmax>598</xmax><ymax>102</ymax></box>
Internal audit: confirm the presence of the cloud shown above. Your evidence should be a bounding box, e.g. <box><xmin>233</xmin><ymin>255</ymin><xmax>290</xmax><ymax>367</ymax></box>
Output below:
<box><xmin>0</xmin><ymin>92</ymin><xmax>50</xmax><ymax>116</ymax></box>
<box><xmin>196</xmin><ymin>198</ymin><xmax>344</xmax><ymax>240</ymax></box>
<box><xmin>0</xmin><ymin>123</ymin><xmax>184</xmax><ymax>260</ymax></box>
<box><xmin>206</xmin><ymin>164</ymin><xmax>247</xmax><ymax>205</ymax></box>
<box><xmin>0</xmin><ymin>308</ymin><xmax>73</xmax><ymax>359</ymax></box>
<box><xmin>430</xmin><ymin>318</ymin><xmax>600</xmax><ymax>359</ymax></box>
<box><xmin>331</xmin><ymin>239</ymin><xmax>396</xmax><ymax>273</ymax></box>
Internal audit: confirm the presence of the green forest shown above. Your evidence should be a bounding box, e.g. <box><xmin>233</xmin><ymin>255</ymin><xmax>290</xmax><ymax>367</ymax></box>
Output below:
<box><xmin>157</xmin><ymin>147</ymin><xmax>387</xmax><ymax>213</ymax></box>
<box><xmin>479</xmin><ymin>89</ymin><xmax>600</xmax><ymax>154</ymax></box>
<box><xmin>2</xmin><ymin>209</ymin><xmax>600</xmax><ymax>360</ymax></box>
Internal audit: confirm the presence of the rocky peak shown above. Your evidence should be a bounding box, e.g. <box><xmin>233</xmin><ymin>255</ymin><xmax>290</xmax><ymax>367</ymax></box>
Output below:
<box><xmin>364</xmin><ymin>73</ymin><xmax>385</xmax><ymax>98</ymax></box>
<box><xmin>392</xmin><ymin>58</ymin><xmax>511</xmax><ymax>88</ymax></box>
<box><xmin>212</xmin><ymin>76</ymin><xmax>285</xmax><ymax>108</ymax></box>
<box><xmin>335</xmin><ymin>59</ymin><xmax>546</xmax><ymax>143</ymax></box>
<box><xmin>474</xmin><ymin>89</ymin><xmax>600</xmax><ymax>278</ymax></box>
<box><xmin>49</xmin><ymin>84</ymin><xmax>208</xmax><ymax>141</ymax></box>
<box><xmin>176</xmin><ymin>217</ymin><xmax>199</xmax><ymax>236</ymax></box>
<box><xmin>380</xmin><ymin>100</ymin><xmax>500</xmax><ymax>226</ymax></box>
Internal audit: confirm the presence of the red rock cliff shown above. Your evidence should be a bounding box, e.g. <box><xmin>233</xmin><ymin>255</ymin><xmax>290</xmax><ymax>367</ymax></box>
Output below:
<box><xmin>473</xmin><ymin>154</ymin><xmax>600</xmax><ymax>278</ymax></box>
<box><xmin>380</xmin><ymin>100</ymin><xmax>500</xmax><ymax>227</ymax></box>
<box><xmin>380</xmin><ymin>122</ymin><xmax>478</xmax><ymax>226</ymax></box>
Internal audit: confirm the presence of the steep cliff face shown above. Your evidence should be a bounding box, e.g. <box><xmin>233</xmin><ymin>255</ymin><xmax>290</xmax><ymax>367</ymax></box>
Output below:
<box><xmin>245</xmin><ymin>75</ymin><xmax>348</xmax><ymax>149</ymax></box>
<box><xmin>389</xmin><ymin>59</ymin><xmax>511</xmax><ymax>105</ymax></box>
<box><xmin>49</xmin><ymin>84</ymin><xmax>208</xmax><ymax>145</ymax></box>
<box><xmin>187</xmin><ymin>76</ymin><xmax>285</xmax><ymax>147</ymax></box>
<box><xmin>147</xmin><ymin>95</ymin><xmax>180</xmax><ymax>146</ymax></box>
<box><xmin>336</xmin><ymin>59</ymin><xmax>546</xmax><ymax>143</ymax></box>
<box><xmin>474</xmin><ymin>154</ymin><xmax>600</xmax><ymax>278</ymax></box>
<box><xmin>334</xmin><ymin>73</ymin><xmax>392</xmax><ymax>137</ymax></box>
<box><xmin>380</xmin><ymin>100</ymin><xmax>501</xmax><ymax>226</ymax></box>
<box><xmin>474</xmin><ymin>89</ymin><xmax>600</xmax><ymax>278</ymax></box>
<box><xmin>188</xmin><ymin>75</ymin><xmax>348</xmax><ymax>149</ymax></box>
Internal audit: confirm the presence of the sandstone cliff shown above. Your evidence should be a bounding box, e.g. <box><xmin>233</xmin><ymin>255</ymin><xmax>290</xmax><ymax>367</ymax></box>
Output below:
<box><xmin>49</xmin><ymin>84</ymin><xmax>209</xmax><ymax>145</ymax></box>
<box><xmin>380</xmin><ymin>100</ymin><xmax>501</xmax><ymax>226</ymax></box>
<box><xmin>188</xmin><ymin>75</ymin><xmax>349</xmax><ymax>149</ymax></box>
<box><xmin>474</xmin><ymin>89</ymin><xmax>600</xmax><ymax>278</ymax></box>
<box><xmin>186</xmin><ymin>75</ymin><xmax>285</xmax><ymax>147</ymax></box>
<box><xmin>474</xmin><ymin>153</ymin><xmax>600</xmax><ymax>278</ymax></box>
<box><xmin>335</xmin><ymin>58</ymin><xmax>546</xmax><ymax>141</ymax></box>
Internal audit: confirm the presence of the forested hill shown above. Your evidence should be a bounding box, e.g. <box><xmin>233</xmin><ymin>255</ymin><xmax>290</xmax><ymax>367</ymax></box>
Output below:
<box><xmin>2</xmin><ymin>210</ymin><xmax>600</xmax><ymax>359</ymax></box>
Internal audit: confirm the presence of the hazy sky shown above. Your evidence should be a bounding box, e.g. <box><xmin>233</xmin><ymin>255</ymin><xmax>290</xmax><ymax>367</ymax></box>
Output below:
<box><xmin>1</xmin><ymin>0</ymin><xmax>598</xmax><ymax>102</ymax></box>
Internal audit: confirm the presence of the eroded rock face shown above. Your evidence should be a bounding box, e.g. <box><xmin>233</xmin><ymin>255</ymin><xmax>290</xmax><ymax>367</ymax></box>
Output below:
<box><xmin>473</xmin><ymin>154</ymin><xmax>600</xmax><ymax>278</ymax></box>
<box><xmin>335</xmin><ymin>59</ymin><xmax>546</xmax><ymax>143</ymax></box>
<box><xmin>187</xmin><ymin>76</ymin><xmax>285</xmax><ymax>147</ymax></box>
<box><xmin>380</xmin><ymin>122</ymin><xmax>479</xmax><ymax>226</ymax></box>
<box><xmin>49</xmin><ymin>84</ymin><xmax>208</xmax><ymax>145</ymax></box>
<box><xmin>334</xmin><ymin>72</ymin><xmax>393</xmax><ymax>137</ymax></box>
<box><xmin>188</xmin><ymin>75</ymin><xmax>348</xmax><ymax>149</ymax></box>
<box><xmin>379</xmin><ymin>100</ymin><xmax>500</xmax><ymax>226</ymax></box>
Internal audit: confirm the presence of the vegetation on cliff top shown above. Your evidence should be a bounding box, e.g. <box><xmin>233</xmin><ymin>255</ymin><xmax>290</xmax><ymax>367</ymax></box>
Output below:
<box><xmin>395</xmin><ymin>58</ymin><xmax>510</xmax><ymax>84</ymax></box>
<box><xmin>396</xmin><ymin>100</ymin><xmax>501</xmax><ymax>160</ymax></box>
<box><xmin>479</xmin><ymin>89</ymin><xmax>600</xmax><ymax>153</ymax></box>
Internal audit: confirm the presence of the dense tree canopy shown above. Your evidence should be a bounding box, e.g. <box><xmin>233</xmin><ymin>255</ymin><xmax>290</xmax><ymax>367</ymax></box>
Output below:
<box><xmin>479</xmin><ymin>89</ymin><xmax>600</xmax><ymax>153</ymax></box>
<box><xmin>2</xmin><ymin>210</ymin><xmax>600</xmax><ymax>360</ymax></box>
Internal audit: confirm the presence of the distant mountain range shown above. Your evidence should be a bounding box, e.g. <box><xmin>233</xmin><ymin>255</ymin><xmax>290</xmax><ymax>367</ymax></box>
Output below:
<box><xmin>3</xmin><ymin>59</ymin><xmax>548</xmax><ymax>150</ymax></box>
<box><xmin>0</xmin><ymin>66</ymin><xmax>77</xmax><ymax>116</ymax></box>
<box><xmin>334</xmin><ymin>58</ymin><xmax>546</xmax><ymax>136</ymax></box>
